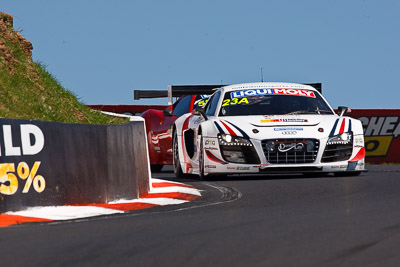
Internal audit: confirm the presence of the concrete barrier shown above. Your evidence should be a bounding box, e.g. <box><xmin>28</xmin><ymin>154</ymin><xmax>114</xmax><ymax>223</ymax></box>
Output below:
<box><xmin>0</xmin><ymin>118</ymin><xmax>150</xmax><ymax>212</ymax></box>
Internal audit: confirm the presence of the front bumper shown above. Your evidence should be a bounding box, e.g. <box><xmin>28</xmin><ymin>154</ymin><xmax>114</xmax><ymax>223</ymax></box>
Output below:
<box><xmin>202</xmin><ymin>136</ymin><xmax>366</xmax><ymax>175</ymax></box>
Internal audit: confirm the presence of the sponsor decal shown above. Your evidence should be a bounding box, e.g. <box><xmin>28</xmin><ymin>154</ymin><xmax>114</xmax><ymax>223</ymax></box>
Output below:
<box><xmin>230</xmin><ymin>88</ymin><xmax>316</xmax><ymax>99</ymax></box>
<box><xmin>331</xmin><ymin>165</ymin><xmax>347</xmax><ymax>169</ymax></box>
<box><xmin>0</xmin><ymin>124</ymin><xmax>46</xmax><ymax>196</ymax></box>
<box><xmin>274</xmin><ymin>128</ymin><xmax>304</xmax><ymax>131</ymax></box>
<box><xmin>205</xmin><ymin>165</ymin><xmax>216</xmax><ymax>169</ymax></box>
<box><xmin>227</xmin><ymin>166</ymin><xmax>236</xmax><ymax>170</ymax></box>
<box><xmin>236</xmin><ymin>167</ymin><xmax>250</xmax><ymax>171</ymax></box>
<box><xmin>277</xmin><ymin>142</ymin><xmax>304</xmax><ymax>152</ymax></box>
<box><xmin>261</xmin><ymin>118</ymin><xmax>308</xmax><ymax>123</ymax></box>
<box><xmin>355</xmin><ymin>137</ymin><xmax>363</xmax><ymax>145</ymax></box>
<box><xmin>205</xmin><ymin>147</ymin><xmax>218</xmax><ymax>151</ymax></box>
<box><xmin>205</xmin><ymin>139</ymin><xmax>216</xmax><ymax>146</ymax></box>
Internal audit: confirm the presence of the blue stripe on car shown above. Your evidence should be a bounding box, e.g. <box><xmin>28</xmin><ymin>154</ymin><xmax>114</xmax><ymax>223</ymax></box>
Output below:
<box><xmin>213</xmin><ymin>121</ymin><xmax>225</xmax><ymax>134</ymax></box>
<box><xmin>329</xmin><ymin>119</ymin><xmax>339</xmax><ymax>137</ymax></box>
<box><xmin>348</xmin><ymin>119</ymin><xmax>352</xmax><ymax>132</ymax></box>
<box><xmin>225</xmin><ymin>121</ymin><xmax>250</xmax><ymax>139</ymax></box>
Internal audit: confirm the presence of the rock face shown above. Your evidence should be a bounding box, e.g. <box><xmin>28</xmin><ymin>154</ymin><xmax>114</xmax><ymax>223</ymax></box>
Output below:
<box><xmin>0</xmin><ymin>12</ymin><xmax>33</xmax><ymax>62</ymax></box>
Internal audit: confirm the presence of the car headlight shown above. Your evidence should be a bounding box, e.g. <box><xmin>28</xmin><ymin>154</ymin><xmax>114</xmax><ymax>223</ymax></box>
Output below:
<box><xmin>327</xmin><ymin>132</ymin><xmax>353</xmax><ymax>145</ymax></box>
<box><xmin>218</xmin><ymin>134</ymin><xmax>253</xmax><ymax>146</ymax></box>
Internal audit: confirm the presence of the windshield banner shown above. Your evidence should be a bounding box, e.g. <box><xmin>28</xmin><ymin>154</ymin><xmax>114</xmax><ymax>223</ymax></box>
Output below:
<box><xmin>230</xmin><ymin>88</ymin><xmax>316</xmax><ymax>99</ymax></box>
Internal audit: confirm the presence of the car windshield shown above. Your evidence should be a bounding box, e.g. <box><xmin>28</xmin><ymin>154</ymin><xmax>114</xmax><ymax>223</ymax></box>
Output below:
<box><xmin>218</xmin><ymin>88</ymin><xmax>333</xmax><ymax>116</ymax></box>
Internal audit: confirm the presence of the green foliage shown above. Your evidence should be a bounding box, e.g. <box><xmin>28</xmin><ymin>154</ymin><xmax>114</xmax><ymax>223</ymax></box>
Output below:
<box><xmin>0</xmin><ymin>25</ymin><xmax>126</xmax><ymax>124</ymax></box>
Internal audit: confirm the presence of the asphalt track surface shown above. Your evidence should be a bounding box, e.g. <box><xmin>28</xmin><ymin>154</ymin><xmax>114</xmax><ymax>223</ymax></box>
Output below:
<box><xmin>1</xmin><ymin>165</ymin><xmax>400</xmax><ymax>267</ymax></box>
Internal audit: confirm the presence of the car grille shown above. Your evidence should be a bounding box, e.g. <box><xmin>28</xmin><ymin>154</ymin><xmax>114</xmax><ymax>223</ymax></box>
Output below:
<box><xmin>261</xmin><ymin>139</ymin><xmax>319</xmax><ymax>164</ymax></box>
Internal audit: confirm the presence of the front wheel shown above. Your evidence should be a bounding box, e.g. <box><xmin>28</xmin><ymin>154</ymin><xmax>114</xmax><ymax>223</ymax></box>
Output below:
<box><xmin>199</xmin><ymin>136</ymin><xmax>206</xmax><ymax>180</ymax></box>
<box><xmin>198</xmin><ymin>135</ymin><xmax>218</xmax><ymax>181</ymax></box>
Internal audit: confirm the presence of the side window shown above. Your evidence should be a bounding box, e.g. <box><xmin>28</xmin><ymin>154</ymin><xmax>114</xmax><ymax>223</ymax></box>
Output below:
<box><xmin>205</xmin><ymin>91</ymin><xmax>221</xmax><ymax>116</ymax></box>
<box><xmin>173</xmin><ymin>95</ymin><xmax>193</xmax><ymax>117</ymax></box>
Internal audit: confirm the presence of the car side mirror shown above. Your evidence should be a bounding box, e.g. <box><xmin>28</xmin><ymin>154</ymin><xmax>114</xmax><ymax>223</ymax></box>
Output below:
<box><xmin>163</xmin><ymin>109</ymin><xmax>174</xmax><ymax>117</ymax></box>
<box><xmin>193</xmin><ymin>108</ymin><xmax>208</xmax><ymax>121</ymax></box>
<box><xmin>337</xmin><ymin>106</ymin><xmax>351</xmax><ymax>116</ymax></box>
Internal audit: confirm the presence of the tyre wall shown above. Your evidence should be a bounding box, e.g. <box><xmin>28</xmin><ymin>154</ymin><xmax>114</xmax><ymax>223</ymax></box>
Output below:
<box><xmin>0</xmin><ymin>118</ymin><xmax>150</xmax><ymax>212</ymax></box>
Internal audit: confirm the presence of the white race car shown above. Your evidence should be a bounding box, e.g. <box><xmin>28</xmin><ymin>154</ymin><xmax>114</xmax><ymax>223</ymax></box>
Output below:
<box><xmin>172</xmin><ymin>82</ymin><xmax>366</xmax><ymax>179</ymax></box>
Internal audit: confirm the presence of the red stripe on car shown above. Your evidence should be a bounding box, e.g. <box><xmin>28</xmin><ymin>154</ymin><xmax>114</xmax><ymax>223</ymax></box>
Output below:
<box><xmin>350</xmin><ymin>147</ymin><xmax>366</xmax><ymax>162</ymax></box>
<box><xmin>338</xmin><ymin>118</ymin><xmax>346</xmax><ymax>134</ymax></box>
<box><xmin>220</xmin><ymin>120</ymin><xmax>236</xmax><ymax>136</ymax></box>
<box><xmin>205</xmin><ymin>150</ymin><xmax>227</xmax><ymax>164</ymax></box>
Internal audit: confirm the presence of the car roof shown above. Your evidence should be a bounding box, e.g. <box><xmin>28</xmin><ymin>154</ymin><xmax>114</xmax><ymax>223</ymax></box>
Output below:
<box><xmin>220</xmin><ymin>82</ymin><xmax>318</xmax><ymax>93</ymax></box>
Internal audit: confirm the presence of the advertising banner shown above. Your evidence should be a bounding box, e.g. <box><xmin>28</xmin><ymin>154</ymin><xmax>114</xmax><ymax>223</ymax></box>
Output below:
<box><xmin>0</xmin><ymin>119</ymin><xmax>150</xmax><ymax>212</ymax></box>
<box><xmin>351</xmin><ymin>109</ymin><xmax>400</xmax><ymax>164</ymax></box>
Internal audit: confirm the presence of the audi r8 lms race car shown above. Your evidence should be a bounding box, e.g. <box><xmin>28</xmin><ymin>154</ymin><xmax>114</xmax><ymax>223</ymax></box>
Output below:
<box><xmin>172</xmin><ymin>82</ymin><xmax>366</xmax><ymax>179</ymax></box>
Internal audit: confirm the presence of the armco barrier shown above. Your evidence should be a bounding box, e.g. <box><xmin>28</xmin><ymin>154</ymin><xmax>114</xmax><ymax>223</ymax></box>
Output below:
<box><xmin>350</xmin><ymin>109</ymin><xmax>400</xmax><ymax>164</ymax></box>
<box><xmin>0</xmin><ymin>118</ymin><xmax>150</xmax><ymax>212</ymax></box>
<box><xmin>88</xmin><ymin>104</ymin><xmax>168</xmax><ymax>116</ymax></box>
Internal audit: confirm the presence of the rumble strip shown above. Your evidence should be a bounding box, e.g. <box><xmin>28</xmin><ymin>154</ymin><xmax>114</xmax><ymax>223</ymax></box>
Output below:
<box><xmin>0</xmin><ymin>178</ymin><xmax>201</xmax><ymax>227</ymax></box>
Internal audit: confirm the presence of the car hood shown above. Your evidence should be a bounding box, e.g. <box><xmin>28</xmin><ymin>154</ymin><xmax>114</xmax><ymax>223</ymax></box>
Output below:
<box><xmin>212</xmin><ymin>115</ymin><xmax>346</xmax><ymax>140</ymax></box>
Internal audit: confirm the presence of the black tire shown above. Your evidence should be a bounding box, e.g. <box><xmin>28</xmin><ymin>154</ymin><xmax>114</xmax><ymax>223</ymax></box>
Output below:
<box><xmin>173</xmin><ymin>131</ymin><xmax>187</xmax><ymax>179</ymax></box>
<box><xmin>150</xmin><ymin>164</ymin><xmax>163</xmax><ymax>172</ymax></box>
<box><xmin>199</xmin><ymin>135</ymin><xmax>206</xmax><ymax>180</ymax></box>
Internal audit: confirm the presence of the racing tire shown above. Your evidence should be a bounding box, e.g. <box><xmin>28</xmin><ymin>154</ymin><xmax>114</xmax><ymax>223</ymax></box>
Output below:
<box><xmin>173</xmin><ymin>131</ymin><xmax>188</xmax><ymax>179</ymax></box>
<box><xmin>199</xmin><ymin>136</ymin><xmax>206</xmax><ymax>180</ymax></box>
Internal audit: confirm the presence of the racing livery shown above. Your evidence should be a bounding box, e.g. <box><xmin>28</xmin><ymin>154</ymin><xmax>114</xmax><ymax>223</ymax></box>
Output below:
<box><xmin>172</xmin><ymin>82</ymin><xmax>366</xmax><ymax>179</ymax></box>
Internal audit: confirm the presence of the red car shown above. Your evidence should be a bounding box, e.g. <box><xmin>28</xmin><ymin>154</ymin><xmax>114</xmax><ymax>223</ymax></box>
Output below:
<box><xmin>142</xmin><ymin>95</ymin><xmax>209</xmax><ymax>171</ymax></box>
<box><xmin>136</xmin><ymin>86</ymin><xmax>219</xmax><ymax>171</ymax></box>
